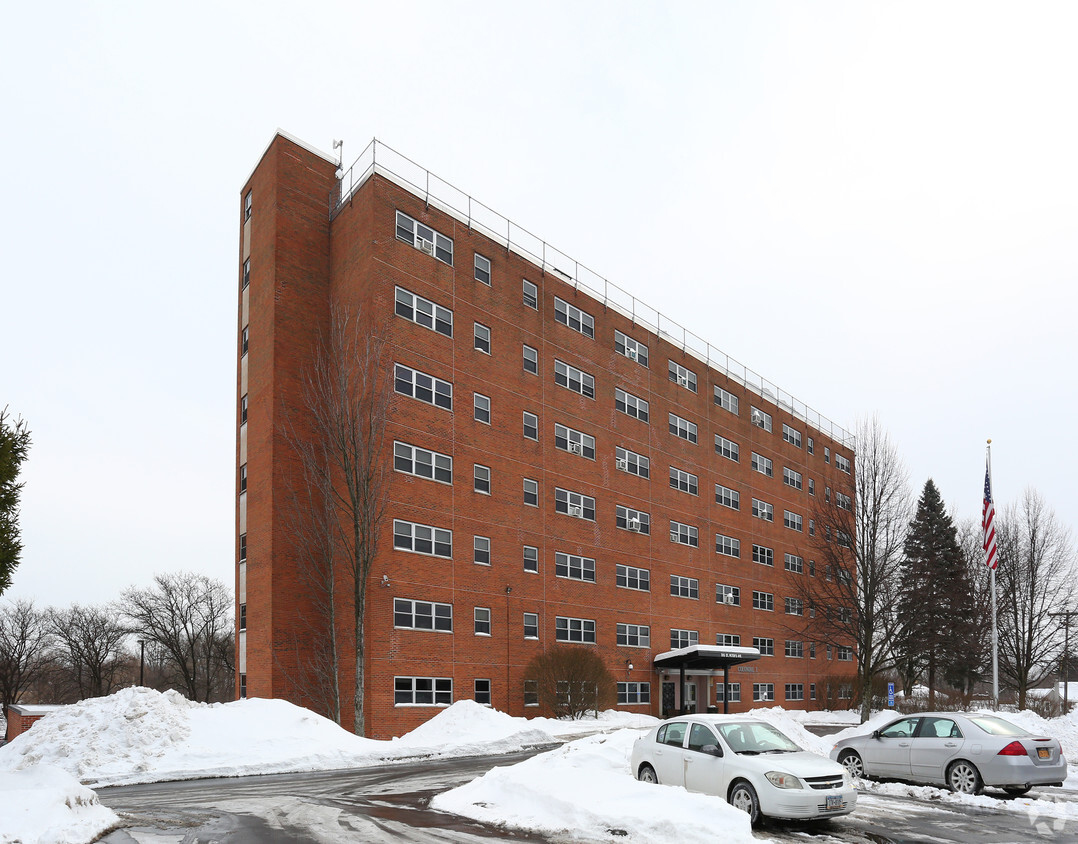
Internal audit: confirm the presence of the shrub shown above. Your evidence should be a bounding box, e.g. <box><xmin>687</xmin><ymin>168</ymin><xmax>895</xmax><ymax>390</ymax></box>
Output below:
<box><xmin>524</xmin><ymin>646</ymin><xmax>616</xmax><ymax>719</ymax></box>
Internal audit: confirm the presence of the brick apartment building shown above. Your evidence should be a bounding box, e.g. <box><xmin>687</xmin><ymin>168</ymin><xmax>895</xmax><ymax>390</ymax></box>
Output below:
<box><xmin>237</xmin><ymin>132</ymin><xmax>857</xmax><ymax>739</ymax></box>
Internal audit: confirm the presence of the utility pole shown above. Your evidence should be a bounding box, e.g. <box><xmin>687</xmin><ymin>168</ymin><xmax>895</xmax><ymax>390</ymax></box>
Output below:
<box><xmin>1049</xmin><ymin>610</ymin><xmax>1078</xmax><ymax>715</ymax></box>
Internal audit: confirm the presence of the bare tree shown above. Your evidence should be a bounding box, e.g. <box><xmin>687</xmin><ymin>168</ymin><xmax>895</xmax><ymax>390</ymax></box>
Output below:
<box><xmin>49</xmin><ymin>603</ymin><xmax>130</xmax><ymax>700</ymax></box>
<box><xmin>995</xmin><ymin>488</ymin><xmax>1076</xmax><ymax>709</ymax></box>
<box><xmin>0</xmin><ymin>598</ymin><xmax>53</xmax><ymax>715</ymax></box>
<box><xmin>795</xmin><ymin>415</ymin><xmax>911</xmax><ymax>723</ymax></box>
<box><xmin>122</xmin><ymin>572</ymin><xmax>234</xmax><ymax>702</ymax></box>
<box><xmin>525</xmin><ymin>647</ymin><xmax>616</xmax><ymax>719</ymax></box>
<box><xmin>287</xmin><ymin>304</ymin><xmax>389</xmax><ymax>735</ymax></box>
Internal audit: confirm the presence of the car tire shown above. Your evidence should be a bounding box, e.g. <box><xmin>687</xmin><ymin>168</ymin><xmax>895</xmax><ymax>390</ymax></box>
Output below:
<box><xmin>1003</xmin><ymin>785</ymin><xmax>1032</xmax><ymax>796</ymax></box>
<box><xmin>638</xmin><ymin>764</ymin><xmax>658</xmax><ymax>784</ymax></box>
<box><xmin>729</xmin><ymin>780</ymin><xmax>762</xmax><ymax>826</ymax></box>
<box><xmin>838</xmin><ymin>750</ymin><xmax>865</xmax><ymax>779</ymax></box>
<box><xmin>947</xmin><ymin>760</ymin><xmax>984</xmax><ymax>795</ymax></box>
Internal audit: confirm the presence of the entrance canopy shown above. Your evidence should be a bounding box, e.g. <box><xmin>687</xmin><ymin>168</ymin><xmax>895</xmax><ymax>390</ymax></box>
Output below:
<box><xmin>653</xmin><ymin>645</ymin><xmax>761</xmax><ymax>714</ymax></box>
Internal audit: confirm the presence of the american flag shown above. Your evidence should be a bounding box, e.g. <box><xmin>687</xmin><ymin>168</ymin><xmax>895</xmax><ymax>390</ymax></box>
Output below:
<box><xmin>983</xmin><ymin>463</ymin><xmax>998</xmax><ymax>570</ymax></box>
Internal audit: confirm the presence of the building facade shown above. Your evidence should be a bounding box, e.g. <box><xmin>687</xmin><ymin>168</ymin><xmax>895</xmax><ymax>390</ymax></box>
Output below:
<box><xmin>237</xmin><ymin>132</ymin><xmax>857</xmax><ymax>738</ymax></box>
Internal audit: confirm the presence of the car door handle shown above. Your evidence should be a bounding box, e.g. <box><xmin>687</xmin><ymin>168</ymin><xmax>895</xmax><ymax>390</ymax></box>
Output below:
<box><xmin>944</xmin><ymin>742</ymin><xmax>957</xmax><ymax>747</ymax></box>
<box><xmin>899</xmin><ymin>742</ymin><xmax>910</xmax><ymax>747</ymax></box>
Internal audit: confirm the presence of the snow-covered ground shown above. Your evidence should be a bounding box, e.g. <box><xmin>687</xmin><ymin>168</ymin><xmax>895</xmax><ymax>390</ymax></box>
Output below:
<box><xmin>3</xmin><ymin>689</ymin><xmax>1078</xmax><ymax>844</ymax></box>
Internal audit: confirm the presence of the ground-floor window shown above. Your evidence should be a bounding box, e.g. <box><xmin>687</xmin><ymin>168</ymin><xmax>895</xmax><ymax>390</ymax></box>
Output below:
<box><xmin>714</xmin><ymin>682</ymin><xmax>741</xmax><ymax>703</ymax></box>
<box><xmin>474</xmin><ymin>679</ymin><xmax>491</xmax><ymax>705</ymax></box>
<box><xmin>394</xmin><ymin>676</ymin><xmax>452</xmax><ymax>706</ymax></box>
<box><xmin>753</xmin><ymin>683</ymin><xmax>775</xmax><ymax>702</ymax></box>
<box><xmin>784</xmin><ymin>683</ymin><xmax>804</xmax><ymax>701</ymax></box>
<box><xmin>523</xmin><ymin>679</ymin><xmax>538</xmax><ymax>707</ymax></box>
<box><xmin>617</xmin><ymin>682</ymin><xmax>650</xmax><ymax>704</ymax></box>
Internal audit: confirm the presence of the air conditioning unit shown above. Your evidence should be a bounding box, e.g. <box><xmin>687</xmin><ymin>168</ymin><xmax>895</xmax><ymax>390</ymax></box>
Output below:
<box><xmin>627</xmin><ymin>518</ymin><xmax>641</xmax><ymax>532</ymax></box>
<box><xmin>615</xmin><ymin>458</ymin><xmax>628</xmax><ymax>471</ymax></box>
<box><xmin>568</xmin><ymin>505</ymin><xmax>583</xmax><ymax>518</ymax></box>
<box><xmin>626</xmin><ymin>348</ymin><xmax>638</xmax><ymax>361</ymax></box>
<box><xmin>725</xmin><ymin>595</ymin><xmax>738</xmax><ymax>605</ymax></box>
<box><xmin>677</xmin><ymin>374</ymin><xmax>690</xmax><ymax>388</ymax></box>
<box><xmin>568</xmin><ymin>441</ymin><xmax>582</xmax><ymax>455</ymax></box>
<box><xmin>751</xmin><ymin>409</ymin><xmax>763</xmax><ymax>425</ymax></box>
<box><xmin>670</xmin><ymin>531</ymin><xmax>680</xmax><ymax>542</ymax></box>
<box><xmin>417</xmin><ymin>238</ymin><xmax>434</xmax><ymax>255</ymax></box>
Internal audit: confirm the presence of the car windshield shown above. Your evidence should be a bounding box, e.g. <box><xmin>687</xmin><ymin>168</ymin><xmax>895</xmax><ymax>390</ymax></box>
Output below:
<box><xmin>967</xmin><ymin>715</ymin><xmax>1028</xmax><ymax>736</ymax></box>
<box><xmin>718</xmin><ymin>722</ymin><xmax>801</xmax><ymax>754</ymax></box>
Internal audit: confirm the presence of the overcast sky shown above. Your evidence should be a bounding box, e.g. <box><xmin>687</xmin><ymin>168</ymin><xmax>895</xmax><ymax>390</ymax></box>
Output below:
<box><xmin>2</xmin><ymin>1</ymin><xmax>1075</xmax><ymax>609</ymax></box>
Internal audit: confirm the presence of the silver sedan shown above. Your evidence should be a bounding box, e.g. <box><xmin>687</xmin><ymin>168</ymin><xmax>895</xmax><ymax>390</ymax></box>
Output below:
<box><xmin>830</xmin><ymin>712</ymin><xmax>1066</xmax><ymax>795</ymax></box>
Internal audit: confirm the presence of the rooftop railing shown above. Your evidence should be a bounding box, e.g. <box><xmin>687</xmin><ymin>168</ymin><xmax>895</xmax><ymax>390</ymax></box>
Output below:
<box><xmin>334</xmin><ymin>139</ymin><xmax>854</xmax><ymax>449</ymax></box>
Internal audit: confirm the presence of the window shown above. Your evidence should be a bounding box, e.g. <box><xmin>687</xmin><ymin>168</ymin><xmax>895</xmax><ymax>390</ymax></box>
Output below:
<box><xmin>523</xmin><ymin>411</ymin><xmax>539</xmax><ymax>441</ymax></box>
<box><xmin>715</xmin><ymin>435</ymin><xmax>740</xmax><ymax>462</ymax></box>
<box><xmin>810</xmin><ymin>643</ymin><xmax>816</xmax><ymax>659</ymax></box>
<box><xmin>555</xmin><ymin>552</ymin><xmax>596</xmax><ymax>582</ymax></box>
<box><xmin>783</xmin><ymin>467</ymin><xmax>802</xmax><ymax>490</ymax></box>
<box><xmin>751</xmin><ymin>452</ymin><xmax>773</xmax><ymax>477</ymax></box>
<box><xmin>617</xmin><ymin>623</ymin><xmax>650</xmax><ymax>647</ymax></box>
<box><xmin>825</xmin><ymin>447</ymin><xmax>831</xmax><ymax>464</ymax></box>
<box><xmin>239</xmin><ymin>533</ymin><xmax>247</xmax><ymax>562</ymax></box>
<box><xmin>784</xmin><ymin>553</ymin><xmax>804</xmax><ymax>574</ymax></box>
<box><xmin>524</xmin><ymin>679</ymin><xmax>538</xmax><ymax>706</ymax></box>
<box><xmin>242</xmin><ymin>258</ymin><xmax>250</xmax><ymax>289</ymax></box>
<box><xmin>809</xmin><ymin>559</ymin><xmax>816</xmax><ymax>576</ymax></box>
<box><xmin>615</xmin><ymin>388</ymin><xmax>649</xmax><ymax>422</ymax></box>
<box><xmin>244</xmin><ymin>190</ymin><xmax>252</xmax><ymax>220</ymax></box>
<box><xmin>668</xmin><ymin>413</ymin><xmax>698</xmax><ymax>444</ymax></box>
<box><xmin>474</xmin><ymin>253</ymin><xmax>491</xmax><ymax>285</ymax></box>
<box><xmin>239</xmin><ymin>603</ymin><xmax>246</xmax><ymax>630</ymax></box>
<box><xmin>240</xmin><ymin>394</ymin><xmax>247</xmax><ymax>425</ymax></box>
<box><xmin>523</xmin><ymin>545</ymin><xmax>538</xmax><ymax>573</ymax></box>
<box><xmin>836</xmin><ymin>454</ymin><xmax>851</xmax><ymax>474</ymax></box>
<box><xmin>827</xmin><ymin>645</ymin><xmax>833</xmax><ymax>660</ymax></box>
<box><xmin>785</xmin><ymin>684</ymin><xmax>804</xmax><ymax>701</ymax></box>
<box><xmin>473</xmin><ymin>393</ymin><xmax>491</xmax><ymax>424</ymax></box>
<box><xmin>782</xmin><ymin>424</ymin><xmax>802</xmax><ymax>448</ymax></box>
<box><xmin>807</xmin><ymin>436</ymin><xmax>814</xmax><ymax>455</ymax></box>
<box><xmin>393</xmin><ymin>519</ymin><xmax>452</xmax><ymax>558</ymax></box>
<box><xmin>715</xmin><ymin>483</ymin><xmax>740</xmax><ymax>510</ymax></box>
<box><xmin>670</xmin><ymin>629</ymin><xmax>699</xmax><ymax>650</ymax></box>
<box><xmin>669</xmin><ymin>467</ymin><xmax>698</xmax><ymax>495</ymax></box>
<box><xmin>554</xmin><ymin>360</ymin><xmax>595</xmax><ymax>398</ymax></box>
<box><xmin>669</xmin><ymin>520</ymin><xmax>698</xmax><ymax>547</ymax></box>
<box><xmin>554</xmin><ymin>297</ymin><xmax>594</xmax><ymax>338</ymax></box>
<box><xmin>522</xmin><ymin>279</ymin><xmax>538</xmax><ymax>309</ymax></box>
<box><xmin>474</xmin><ymin>607</ymin><xmax>491</xmax><ymax>636</ymax></box>
<box><xmin>473</xmin><ymin>322</ymin><xmax>491</xmax><ymax>354</ymax></box>
<box><xmin>836</xmin><ymin>491</ymin><xmax>853</xmax><ymax>511</ymax></box>
<box><xmin>753</xmin><ymin>683</ymin><xmax>775</xmax><ymax>702</ymax></box>
<box><xmin>614</xmin><ymin>330</ymin><xmax>648</xmax><ymax>366</ymax></box>
<box><xmin>474</xmin><ymin>678</ymin><xmax>491</xmax><ymax>704</ymax></box>
<box><xmin>717</xmin><ymin>633</ymin><xmax>741</xmax><ymax>647</ymax></box>
<box><xmin>752</xmin><ymin>591</ymin><xmax>774</xmax><ymax>611</ymax></box>
<box><xmin>670</xmin><ymin>575</ymin><xmax>699</xmax><ymax>599</ymax></box>
<box><xmin>751</xmin><ymin>498</ymin><xmax>773</xmax><ymax>521</ymax></box>
<box><xmin>753</xmin><ymin>637</ymin><xmax>775</xmax><ymax>656</ymax></box>
<box><xmin>808</xmin><ymin>478</ymin><xmax>815</xmax><ymax>496</ymax></box>
<box><xmin>395</xmin><ymin>363</ymin><xmax>452</xmax><ymax>410</ymax></box>
<box><xmin>474</xmin><ymin>465</ymin><xmax>491</xmax><ymax>494</ymax></box>
<box><xmin>239</xmin><ymin>463</ymin><xmax>247</xmax><ymax>494</ymax></box>
<box><xmin>523</xmin><ymin>344</ymin><xmax>538</xmax><ymax>375</ymax></box>
<box><xmin>715</xmin><ymin>534</ymin><xmax>740</xmax><ymax>558</ymax></box>
<box><xmin>668</xmin><ymin>361</ymin><xmax>697</xmax><ymax>392</ymax></box>
<box><xmin>241</xmin><ymin>326</ymin><xmax>248</xmax><ymax>356</ymax></box>
<box><xmin>810</xmin><ymin>683</ymin><xmax>816</xmax><ymax>700</ymax></box>
<box><xmin>715</xmin><ymin>682</ymin><xmax>741</xmax><ymax>703</ymax></box>
<box><xmin>714</xmin><ymin>385</ymin><xmax>739</xmax><ymax>415</ymax></box>
<box><xmin>556</xmin><ymin>616</ymin><xmax>596</xmax><ymax>643</ymax></box>
<box><xmin>523</xmin><ymin>612</ymin><xmax>539</xmax><ymax>638</ymax></box>
<box><xmin>616</xmin><ymin>564</ymin><xmax>650</xmax><ymax>591</ymax></box>
<box><xmin>523</xmin><ymin>478</ymin><xmax>538</xmax><ymax>507</ymax></box>
<box><xmin>785</xmin><ymin>640</ymin><xmax>804</xmax><ymax>658</ymax></box>
<box><xmin>555</xmin><ymin>423</ymin><xmax>595</xmax><ymax>459</ymax></box>
<box><xmin>838</xmin><ymin>646</ymin><xmax>854</xmax><ymax>661</ymax></box>
<box><xmin>825</xmin><ymin>486</ymin><xmax>831</xmax><ymax>503</ymax></box>
<box><xmin>616</xmin><ymin>505</ymin><xmax>650</xmax><ymax>535</ymax></box>
<box><xmin>750</xmin><ymin>406</ymin><xmax>772</xmax><ymax>432</ymax></box>
<box><xmin>752</xmin><ymin>544</ymin><xmax>774</xmax><ymax>567</ymax></box>
<box><xmin>809</xmin><ymin>519</ymin><xmax>816</xmax><ymax>537</ymax></box>
<box><xmin>473</xmin><ymin>536</ymin><xmax>490</xmax><ymax>565</ymax></box>
<box><xmin>784</xmin><ymin>510</ymin><xmax>803</xmax><ymax>532</ymax></box>
<box><xmin>395</xmin><ymin>676</ymin><xmax>452</xmax><ymax>705</ymax></box>
<box><xmin>555</xmin><ymin>488</ymin><xmax>596</xmax><ymax>520</ymax></box>
<box><xmin>838</xmin><ymin>684</ymin><xmax>853</xmax><ymax>700</ymax></box>
<box><xmin>615</xmin><ymin>447</ymin><xmax>649</xmax><ymax>478</ymax></box>
<box><xmin>395</xmin><ymin>286</ymin><xmax>453</xmax><ymax>336</ymax></box>
<box><xmin>394</xmin><ymin>598</ymin><xmax>453</xmax><ymax>632</ymax></box>
<box><xmin>618</xmin><ymin>682</ymin><xmax>651</xmax><ymax>704</ymax></box>
<box><xmin>716</xmin><ymin>584</ymin><xmax>740</xmax><ymax>606</ymax></box>
<box><xmin>395</xmin><ymin>210</ymin><xmax>453</xmax><ymax>264</ymax></box>
<box><xmin>394</xmin><ymin>441</ymin><xmax>453</xmax><ymax>484</ymax></box>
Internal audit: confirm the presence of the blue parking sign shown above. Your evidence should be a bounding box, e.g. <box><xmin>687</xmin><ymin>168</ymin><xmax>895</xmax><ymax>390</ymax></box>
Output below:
<box><xmin>887</xmin><ymin>682</ymin><xmax>895</xmax><ymax>707</ymax></box>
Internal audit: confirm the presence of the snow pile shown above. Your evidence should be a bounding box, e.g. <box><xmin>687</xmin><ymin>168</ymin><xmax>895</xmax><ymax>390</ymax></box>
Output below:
<box><xmin>0</xmin><ymin>764</ymin><xmax>118</xmax><ymax>844</ymax></box>
<box><xmin>432</xmin><ymin>729</ymin><xmax>764</xmax><ymax>844</ymax></box>
<box><xmin>392</xmin><ymin>699</ymin><xmax>557</xmax><ymax>755</ymax></box>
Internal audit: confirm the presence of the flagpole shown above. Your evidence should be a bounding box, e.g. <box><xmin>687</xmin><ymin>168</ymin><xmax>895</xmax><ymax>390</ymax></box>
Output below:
<box><xmin>988</xmin><ymin>440</ymin><xmax>999</xmax><ymax>710</ymax></box>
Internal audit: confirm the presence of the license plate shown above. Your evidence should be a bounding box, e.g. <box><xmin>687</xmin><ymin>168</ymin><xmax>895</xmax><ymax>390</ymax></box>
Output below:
<box><xmin>1038</xmin><ymin>748</ymin><xmax>1051</xmax><ymax>759</ymax></box>
<box><xmin>825</xmin><ymin>795</ymin><xmax>843</xmax><ymax>811</ymax></box>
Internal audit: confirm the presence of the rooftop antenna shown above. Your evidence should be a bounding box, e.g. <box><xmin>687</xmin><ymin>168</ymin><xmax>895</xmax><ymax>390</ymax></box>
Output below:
<box><xmin>333</xmin><ymin>138</ymin><xmax>344</xmax><ymax>169</ymax></box>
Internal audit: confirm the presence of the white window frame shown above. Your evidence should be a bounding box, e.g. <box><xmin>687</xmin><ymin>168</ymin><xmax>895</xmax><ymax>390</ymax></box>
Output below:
<box><xmin>555</xmin><ymin>552</ymin><xmax>596</xmax><ymax>582</ymax></box>
<box><xmin>554</xmin><ymin>296</ymin><xmax>595</xmax><ymax>338</ymax></box>
<box><xmin>785</xmin><ymin>683</ymin><xmax>804</xmax><ymax>701</ymax></box>
<box><xmin>783</xmin><ymin>466</ymin><xmax>803</xmax><ymax>490</ymax></box>
<box><xmin>784</xmin><ymin>510</ymin><xmax>803</xmax><ymax>532</ymax></box>
<box><xmin>752</xmin><ymin>498</ymin><xmax>774</xmax><ymax>521</ymax></box>
<box><xmin>716</xmin><ymin>584</ymin><xmax>741</xmax><ymax>606</ymax></box>
<box><xmin>752</xmin><ymin>544</ymin><xmax>774</xmax><ymax>567</ymax></box>
<box><xmin>616</xmin><ymin>563</ymin><xmax>650</xmax><ymax>591</ymax></box>
<box><xmin>750</xmin><ymin>406</ymin><xmax>772</xmax><ymax>432</ymax></box>
<box><xmin>716</xmin><ymin>682</ymin><xmax>741</xmax><ymax>703</ymax></box>
<box><xmin>670</xmin><ymin>575</ymin><xmax>699</xmax><ymax>599</ymax></box>
<box><xmin>784</xmin><ymin>553</ymin><xmax>804</xmax><ymax>574</ymax></box>
<box><xmin>753</xmin><ymin>637</ymin><xmax>775</xmax><ymax>656</ymax></box>
<box><xmin>523</xmin><ymin>344</ymin><xmax>538</xmax><ymax>375</ymax></box>
<box><xmin>474</xmin><ymin>607</ymin><xmax>491</xmax><ymax>636</ymax></box>
<box><xmin>616</xmin><ymin>505</ymin><xmax>650</xmax><ymax>535</ymax></box>
<box><xmin>555</xmin><ymin>616</ymin><xmax>596</xmax><ymax>644</ymax></box>
<box><xmin>715</xmin><ymin>534</ymin><xmax>740</xmax><ymax>558</ymax></box>
<box><xmin>473</xmin><ymin>322</ymin><xmax>491</xmax><ymax>354</ymax></box>
<box><xmin>752</xmin><ymin>591</ymin><xmax>774</xmax><ymax>611</ymax></box>
<box><xmin>522</xmin><ymin>279</ymin><xmax>538</xmax><ymax>309</ymax></box>
<box><xmin>523</xmin><ymin>411</ymin><xmax>539</xmax><ymax>441</ymax></box>
<box><xmin>523</xmin><ymin>477</ymin><xmax>538</xmax><ymax>507</ymax></box>
<box><xmin>617</xmin><ymin>682</ymin><xmax>651</xmax><ymax>705</ymax></box>
<box><xmin>523</xmin><ymin>612</ymin><xmax>539</xmax><ymax>638</ymax></box>
<box><xmin>393</xmin><ymin>519</ymin><xmax>452</xmax><ymax>558</ymax></box>
<box><xmin>782</xmin><ymin>423</ymin><xmax>802</xmax><ymax>448</ymax></box>
<box><xmin>669</xmin><ymin>520</ymin><xmax>699</xmax><ymax>547</ymax></box>
<box><xmin>555</xmin><ymin>423</ymin><xmax>596</xmax><ymax>459</ymax></box>
<box><xmin>751</xmin><ymin>452</ymin><xmax>773</xmax><ymax>477</ymax></box>
<box><xmin>615</xmin><ymin>388</ymin><xmax>649</xmax><ymax>422</ymax></box>
<box><xmin>836</xmin><ymin>454</ymin><xmax>852</xmax><ymax>474</ymax></box>
<box><xmin>555</xmin><ymin>488</ymin><xmax>596</xmax><ymax>521</ymax></box>
<box><xmin>523</xmin><ymin>545</ymin><xmax>538</xmax><ymax>572</ymax></box>
<box><xmin>394</xmin><ymin>676</ymin><xmax>453</xmax><ymax>706</ymax></box>
<box><xmin>785</xmin><ymin>597</ymin><xmax>804</xmax><ymax>616</ymax></box>
<box><xmin>668</xmin><ymin>360</ymin><xmax>697</xmax><ymax>392</ymax></box>
<box><xmin>715</xmin><ymin>434</ymin><xmax>740</xmax><ymax>462</ymax></box>
<box><xmin>715</xmin><ymin>483</ymin><xmax>740</xmax><ymax>510</ymax></box>
<box><xmin>393</xmin><ymin>598</ymin><xmax>453</xmax><ymax>632</ymax></box>
<box><xmin>473</xmin><ymin>535</ymin><xmax>490</xmax><ymax>565</ymax></box>
<box><xmin>393</xmin><ymin>441</ymin><xmax>452</xmax><ymax>484</ymax></box>
<box><xmin>473</xmin><ymin>464</ymin><xmax>491</xmax><ymax>494</ymax></box>
<box><xmin>785</xmin><ymin>640</ymin><xmax>804</xmax><ymax>658</ymax></box>
<box><xmin>670</xmin><ymin>628</ymin><xmax>699</xmax><ymax>650</ymax></box>
<box><xmin>668</xmin><ymin>412</ymin><xmax>698</xmax><ymax>444</ymax></box>
<box><xmin>473</xmin><ymin>393</ymin><xmax>491</xmax><ymax>424</ymax></box>
<box><xmin>669</xmin><ymin>466</ymin><xmax>698</xmax><ymax>495</ymax></box>
<box><xmin>614</xmin><ymin>330</ymin><xmax>648</xmax><ymax>366</ymax></box>
<box><xmin>395</xmin><ymin>211</ymin><xmax>453</xmax><ymax>265</ymax></box>
<box><xmin>717</xmin><ymin>633</ymin><xmax>741</xmax><ymax>647</ymax></box>
<box><xmin>554</xmin><ymin>359</ymin><xmax>595</xmax><ymax>398</ymax></box>
<box><xmin>474</xmin><ymin>253</ymin><xmax>491</xmax><ymax>284</ymax></box>
<box><xmin>394</xmin><ymin>363</ymin><xmax>452</xmax><ymax>410</ymax></box>
<box><xmin>615</xmin><ymin>446</ymin><xmax>649</xmax><ymax>478</ymax></box>
<box><xmin>753</xmin><ymin>682</ymin><xmax>775</xmax><ymax>702</ymax></box>
<box><xmin>714</xmin><ymin>385</ymin><xmax>739</xmax><ymax>415</ymax></box>
<box><xmin>617</xmin><ymin>623</ymin><xmax>650</xmax><ymax>648</ymax></box>
<box><xmin>395</xmin><ymin>285</ymin><xmax>453</xmax><ymax>336</ymax></box>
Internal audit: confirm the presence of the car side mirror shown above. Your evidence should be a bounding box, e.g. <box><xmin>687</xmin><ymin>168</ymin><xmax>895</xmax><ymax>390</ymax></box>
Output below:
<box><xmin>702</xmin><ymin>744</ymin><xmax>722</xmax><ymax>757</ymax></box>
<box><xmin>872</xmin><ymin>730</ymin><xmax>881</xmax><ymax>740</ymax></box>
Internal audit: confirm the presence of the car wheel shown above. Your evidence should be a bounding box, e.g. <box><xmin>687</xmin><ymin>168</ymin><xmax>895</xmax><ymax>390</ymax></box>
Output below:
<box><xmin>838</xmin><ymin>750</ymin><xmax>865</xmax><ymax>779</ymax></box>
<box><xmin>637</xmin><ymin>764</ymin><xmax>658</xmax><ymax>784</ymax></box>
<box><xmin>729</xmin><ymin>780</ymin><xmax>762</xmax><ymax>826</ymax></box>
<box><xmin>1003</xmin><ymin>785</ymin><xmax>1032</xmax><ymax>796</ymax></box>
<box><xmin>947</xmin><ymin>760</ymin><xmax>983</xmax><ymax>795</ymax></box>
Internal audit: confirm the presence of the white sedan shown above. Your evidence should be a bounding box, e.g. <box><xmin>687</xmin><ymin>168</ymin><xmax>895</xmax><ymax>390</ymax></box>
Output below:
<box><xmin>630</xmin><ymin>716</ymin><xmax>857</xmax><ymax>826</ymax></box>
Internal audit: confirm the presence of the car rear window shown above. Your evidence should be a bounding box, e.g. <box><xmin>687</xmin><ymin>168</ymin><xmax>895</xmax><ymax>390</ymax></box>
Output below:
<box><xmin>967</xmin><ymin>716</ymin><xmax>1027</xmax><ymax>736</ymax></box>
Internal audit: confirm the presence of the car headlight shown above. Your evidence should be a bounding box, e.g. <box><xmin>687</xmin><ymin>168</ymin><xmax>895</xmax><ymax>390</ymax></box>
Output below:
<box><xmin>765</xmin><ymin>771</ymin><xmax>803</xmax><ymax>789</ymax></box>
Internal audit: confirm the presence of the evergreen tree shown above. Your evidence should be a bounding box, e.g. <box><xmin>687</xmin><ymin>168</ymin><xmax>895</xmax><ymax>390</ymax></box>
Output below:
<box><xmin>895</xmin><ymin>479</ymin><xmax>975</xmax><ymax>707</ymax></box>
<box><xmin>0</xmin><ymin>408</ymin><xmax>32</xmax><ymax>596</ymax></box>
